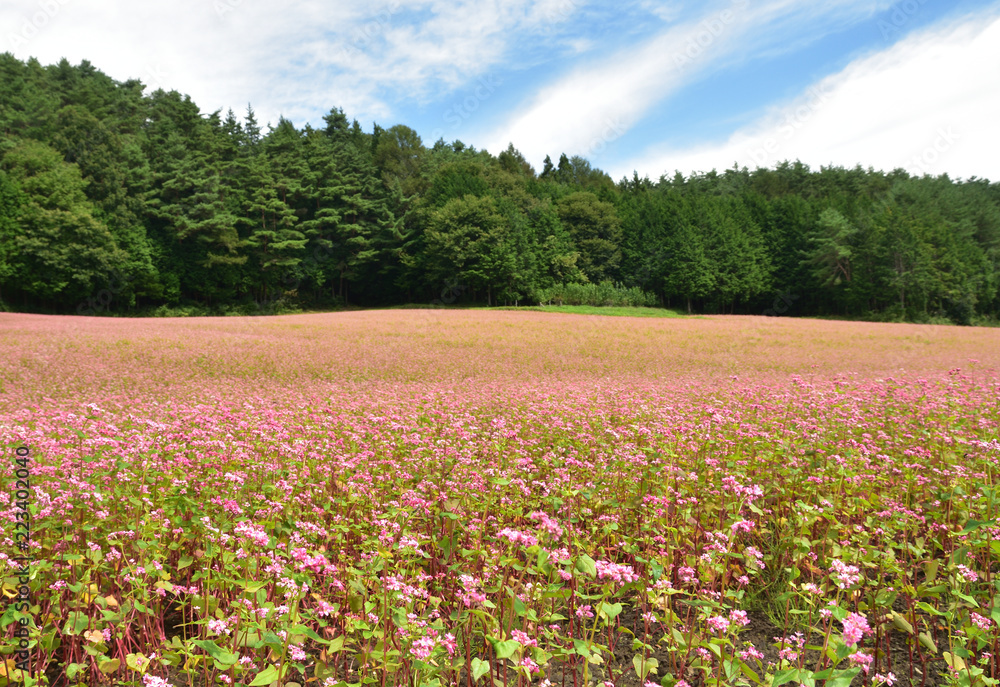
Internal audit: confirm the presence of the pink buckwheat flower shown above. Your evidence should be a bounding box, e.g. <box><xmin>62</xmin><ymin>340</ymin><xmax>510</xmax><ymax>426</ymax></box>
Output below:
<box><xmin>842</xmin><ymin>612</ymin><xmax>872</xmax><ymax>647</ymax></box>
<box><xmin>207</xmin><ymin>619</ymin><xmax>231</xmax><ymax>635</ymax></box>
<box><xmin>511</xmin><ymin>629</ymin><xmax>538</xmax><ymax>648</ymax></box>
<box><xmin>957</xmin><ymin>565</ymin><xmax>979</xmax><ymax>583</ymax></box>
<box><xmin>850</xmin><ymin>651</ymin><xmax>874</xmax><ymax>674</ymax></box>
<box><xmin>707</xmin><ymin>615</ymin><xmax>730</xmax><ymax>633</ymax></box>
<box><xmin>595</xmin><ymin>560</ymin><xmax>639</xmax><ymax>584</ymax></box>
<box><xmin>971</xmin><ymin>612</ymin><xmax>992</xmax><ymax>631</ymax></box>
<box><xmin>411</xmin><ymin>636</ymin><xmax>435</xmax><ymax>660</ymax></box>
<box><xmin>730</xmin><ymin>609</ymin><xmax>750</xmax><ymax>626</ymax></box>
<box><xmin>830</xmin><ymin>559</ymin><xmax>862</xmax><ymax>588</ymax></box>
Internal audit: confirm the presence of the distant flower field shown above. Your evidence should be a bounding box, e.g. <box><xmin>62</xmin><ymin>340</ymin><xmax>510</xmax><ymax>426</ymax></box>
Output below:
<box><xmin>1</xmin><ymin>311</ymin><xmax>999</xmax><ymax>687</ymax></box>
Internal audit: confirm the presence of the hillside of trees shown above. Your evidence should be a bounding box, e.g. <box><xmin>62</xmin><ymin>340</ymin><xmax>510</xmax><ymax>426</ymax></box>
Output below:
<box><xmin>1</xmin><ymin>55</ymin><xmax>998</xmax><ymax>323</ymax></box>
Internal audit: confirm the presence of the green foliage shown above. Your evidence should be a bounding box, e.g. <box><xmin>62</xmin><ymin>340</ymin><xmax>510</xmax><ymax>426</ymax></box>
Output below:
<box><xmin>0</xmin><ymin>166</ymin><xmax>25</xmax><ymax>296</ymax></box>
<box><xmin>556</xmin><ymin>191</ymin><xmax>622</xmax><ymax>284</ymax></box>
<box><xmin>535</xmin><ymin>281</ymin><xmax>658</xmax><ymax>307</ymax></box>
<box><xmin>0</xmin><ymin>138</ymin><xmax>125</xmax><ymax>305</ymax></box>
<box><xmin>805</xmin><ymin>208</ymin><xmax>856</xmax><ymax>287</ymax></box>
<box><xmin>424</xmin><ymin>194</ymin><xmax>513</xmax><ymax>306</ymax></box>
<box><xmin>494</xmin><ymin>304</ymin><xmax>686</xmax><ymax>318</ymax></box>
<box><xmin>0</xmin><ymin>54</ymin><xmax>999</xmax><ymax>323</ymax></box>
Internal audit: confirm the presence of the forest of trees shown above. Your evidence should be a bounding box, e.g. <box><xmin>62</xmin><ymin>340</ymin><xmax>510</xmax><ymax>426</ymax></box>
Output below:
<box><xmin>1</xmin><ymin>54</ymin><xmax>999</xmax><ymax>324</ymax></box>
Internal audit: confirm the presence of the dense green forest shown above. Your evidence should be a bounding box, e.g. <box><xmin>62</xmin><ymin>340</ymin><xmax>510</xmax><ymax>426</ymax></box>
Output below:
<box><xmin>1</xmin><ymin>55</ymin><xmax>998</xmax><ymax>323</ymax></box>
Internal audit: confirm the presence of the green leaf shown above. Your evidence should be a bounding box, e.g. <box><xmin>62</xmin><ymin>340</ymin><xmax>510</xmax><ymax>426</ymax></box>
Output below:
<box><xmin>575</xmin><ymin>554</ymin><xmax>597</xmax><ymax>578</ymax></box>
<box><xmin>917</xmin><ymin>602</ymin><xmax>946</xmax><ymax>616</ymax></box>
<box><xmin>944</xmin><ymin>652</ymin><xmax>967</xmax><ymax>671</ymax></box>
<box><xmin>825</xmin><ymin>667</ymin><xmax>861</xmax><ymax>687</ymax></box>
<box><xmin>530</xmin><ymin>647</ymin><xmax>552</xmax><ymax>666</ymax></box>
<box><xmin>125</xmin><ymin>653</ymin><xmax>148</xmax><ymax>673</ymax></box>
<box><xmin>98</xmin><ymin>658</ymin><xmax>120</xmax><ymax>674</ymax></box>
<box><xmin>248</xmin><ymin>664</ymin><xmax>281</xmax><ymax>686</ymax></box>
<box><xmin>953</xmin><ymin>591</ymin><xmax>980</xmax><ymax>607</ymax></box>
<box><xmin>599</xmin><ymin>602</ymin><xmax>623</xmax><ymax>621</ymax></box>
<box><xmin>772</xmin><ymin>668</ymin><xmax>800</xmax><ymax>686</ymax></box>
<box><xmin>513</xmin><ymin>597</ymin><xmax>527</xmax><ymax>616</ymax></box>
<box><xmin>492</xmin><ymin>639</ymin><xmax>520</xmax><ymax>660</ymax></box>
<box><xmin>961</xmin><ymin>519</ymin><xmax>996</xmax><ymax>534</ymax></box>
<box><xmin>62</xmin><ymin>611</ymin><xmax>89</xmax><ymax>636</ymax></box>
<box><xmin>890</xmin><ymin>612</ymin><xmax>914</xmax><ymax>634</ymax></box>
<box><xmin>875</xmin><ymin>589</ymin><xmax>897</xmax><ymax>607</ymax></box>
<box><xmin>192</xmin><ymin>639</ymin><xmax>239</xmax><ymax>666</ymax></box>
<box><xmin>924</xmin><ymin>559</ymin><xmax>940</xmax><ymax>585</ymax></box>
<box><xmin>234</xmin><ymin>630</ymin><xmax>262</xmax><ymax>648</ymax></box>
<box><xmin>289</xmin><ymin>623</ymin><xmax>330</xmax><ymax>645</ymax></box>
<box><xmin>471</xmin><ymin>658</ymin><xmax>491</xmax><ymax>681</ymax></box>
<box><xmin>633</xmin><ymin>654</ymin><xmax>656</xmax><ymax>680</ymax></box>
<box><xmin>918</xmin><ymin>632</ymin><xmax>938</xmax><ymax>654</ymax></box>
<box><xmin>262</xmin><ymin>631</ymin><xmax>286</xmax><ymax>647</ymax></box>
<box><xmin>65</xmin><ymin>662</ymin><xmax>88</xmax><ymax>679</ymax></box>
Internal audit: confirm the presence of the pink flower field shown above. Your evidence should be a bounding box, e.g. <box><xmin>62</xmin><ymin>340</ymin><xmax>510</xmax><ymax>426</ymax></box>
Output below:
<box><xmin>1</xmin><ymin>311</ymin><xmax>999</xmax><ymax>687</ymax></box>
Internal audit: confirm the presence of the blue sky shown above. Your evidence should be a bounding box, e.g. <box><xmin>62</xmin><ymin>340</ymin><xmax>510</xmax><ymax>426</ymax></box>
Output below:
<box><xmin>2</xmin><ymin>0</ymin><xmax>999</xmax><ymax>181</ymax></box>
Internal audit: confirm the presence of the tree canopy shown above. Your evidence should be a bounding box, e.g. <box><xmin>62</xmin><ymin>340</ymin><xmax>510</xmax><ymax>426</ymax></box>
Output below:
<box><xmin>1</xmin><ymin>54</ymin><xmax>998</xmax><ymax>324</ymax></box>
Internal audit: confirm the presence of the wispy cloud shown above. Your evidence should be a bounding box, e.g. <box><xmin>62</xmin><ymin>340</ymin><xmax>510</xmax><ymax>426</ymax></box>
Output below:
<box><xmin>0</xmin><ymin>0</ymin><xmax>586</xmax><ymax>128</ymax></box>
<box><xmin>1</xmin><ymin>0</ymin><xmax>996</xmax><ymax>184</ymax></box>
<box><xmin>611</xmin><ymin>10</ymin><xmax>1000</xmax><ymax>181</ymax></box>
<box><xmin>481</xmin><ymin>0</ymin><xmax>894</xmax><ymax>164</ymax></box>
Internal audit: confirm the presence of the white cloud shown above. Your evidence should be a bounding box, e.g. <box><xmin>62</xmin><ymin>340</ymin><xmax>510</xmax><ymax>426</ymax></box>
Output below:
<box><xmin>2</xmin><ymin>0</ymin><xmax>362</xmax><ymax>125</ymax></box>
<box><xmin>612</xmin><ymin>10</ymin><xmax>1000</xmax><ymax>181</ymax></box>
<box><xmin>480</xmin><ymin>0</ymin><xmax>894</xmax><ymax>165</ymax></box>
<box><xmin>0</xmin><ymin>0</ymin><xmax>586</xmax><ymax>129</ymax></box>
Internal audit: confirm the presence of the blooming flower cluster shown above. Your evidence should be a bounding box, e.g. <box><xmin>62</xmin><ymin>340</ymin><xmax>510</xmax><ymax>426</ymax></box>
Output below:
<box><xmin>595</xmin><ymin>560</ymin><xmax>639</xmax><ymax>584</ymax></box>
<box><xmin>528</xmin><ymin>511</ymin><xmax>564</xmax><ymax>539</ymax></box>
<box><xmin>830</xmin><ymin>559</ymin><xmax>862</xmax><ymax>589</ymax></box>
<box><xmin>497</xmin><ymin>528</ymin><xmax>539</xmax><ymax>547</ymax></box>
<box><xmin>842</xmin><ymin>612</ymin><xmax>872</xmax><ymax>647</ymax></box>
<box><xmin>6</xmin><ymin>311</ymin><xmax>999</xmax><ymax>686</ymax></box>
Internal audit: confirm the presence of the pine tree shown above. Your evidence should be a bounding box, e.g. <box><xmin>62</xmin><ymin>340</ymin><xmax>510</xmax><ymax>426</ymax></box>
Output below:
<box><xmin>143</xmin><ymin>90</ymin><xmax>245</xmax><ymax>303</ymax></box>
